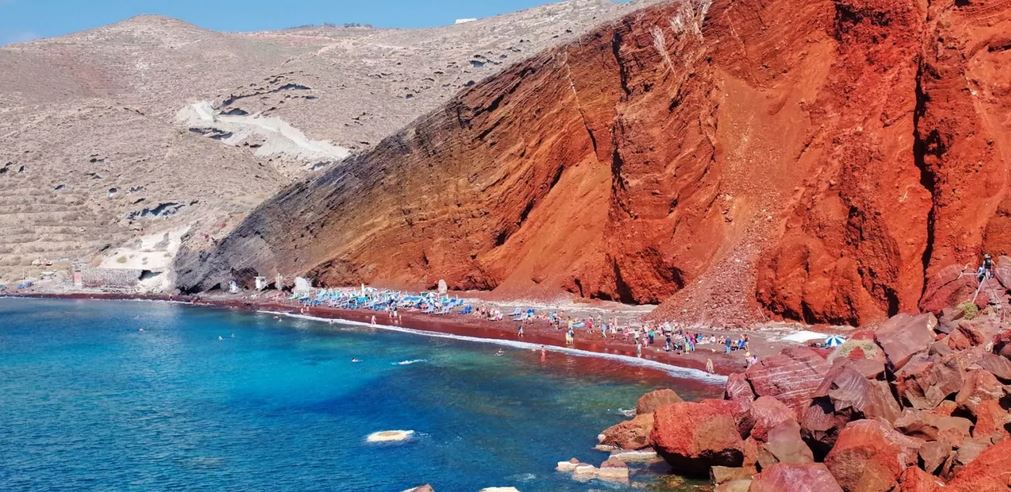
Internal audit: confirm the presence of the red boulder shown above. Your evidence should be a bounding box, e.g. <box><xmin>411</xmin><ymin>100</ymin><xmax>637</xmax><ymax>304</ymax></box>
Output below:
<box><xmin>816</xmin><ymin>363</ymin><xmax>900</xmax><ymax>423</ymax></box>
<box><xmin>955</xmin><ymin>369</ymin><xmax>1009</xmax><ymax>441</ymax></box>
<box><xmin>894</xmin><ymin>352</ymin><xmax>970</xmax><ymax>410</ymax></box>
<box><xmin>759</xmin><ymin>419</ymin><xmax>815</xmax><ymax>467</ymax></box>
<box><xmin>874</xmin><ymin>313</ymin><xmax>937</xmax><ymax>371</ymax></box>
<box><xmin>636</xmin><ymin>388</ymin><xmax>683</xmax><ymax>414</ymax></box>
<box><xmin>917</xmin><ymin>439</ymin><xmax>952</xmax><ymax>475</ymax></box>
<box><xmin>824</xmin><ymin>419</ymin><xmax>921</xmax><ymax>492</ymax></box>
<box><xmin>893</xmin><ymin>409</ymin><xmax>971</xmax><ymax>445</ymax></box>
<box><xmin>896</xmin><ymin>466</ymin><xmax>943</xmax><ymax>492</ymax></box>
<box><xmin>724</xmin><ymin>372</ymin><xmax>755</xmax><ymax>401</ymax></box>
<box><xmin>800</xmin><ymin>398</ymin><xmax>851</xmax><ymax>457</ymax></box>
<box><xmin>650</xmin><ymin>401</ymin><xmax>745</xmax><ymax>476</ymax></box>
<box><xmin>971</xmin><ymin>353</ymin><xmax>1011</xmax><ymax>381</ymax></box>
<box><xmin>744</xmin><ymin>347</ymin><xmax>831</xmax><ymax>417</ymax></box>
<box><xmin>749</xmin><ymin>396</ymin><xmax>794</xmax><ymax>441</ymax></box>
<box><xmin>946</xmin><ymin>438</ymin><xmax>1011</xmax><ymax>491</ymax></box>
<box><xmin>599</xmin><ymin>413</ymin><xmax>654</xmax><ymax>450</ymax></box>
<box><xmin>920</xmin><ymin>265</ymin><xmax>978</xmax><ymax>314</ymax></box>
<box><xmin>748</xmin><ymin>463</ymin><xmax>842</xmax><ymax>492</ymax></box>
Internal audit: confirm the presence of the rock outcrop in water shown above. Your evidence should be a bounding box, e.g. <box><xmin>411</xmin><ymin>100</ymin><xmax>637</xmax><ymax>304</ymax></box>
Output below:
<box><xmin>600</xmin><ymin>312</ymin><xmax>1011</xmax><ymax>490</ymax></box>
<box><xmin>175</xmin><ymin>0</ymin><xmax>1011</xmax><ymax>327</ymax></box>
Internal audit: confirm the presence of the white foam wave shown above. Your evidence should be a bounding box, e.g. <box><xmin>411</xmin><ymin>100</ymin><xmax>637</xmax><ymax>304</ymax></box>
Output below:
<box><xmin>258</xmin><ymin>310</ymin><xmax>728</xmax><ymax>383</ymax></box>
<box><xmin>394</xmin><ymin>359</ymin><xmax>426</xmax><ymax>366</ymax></box>
<box><xmin>507</xmin><ymin>472</ymin><xmax>537</xmax><ymax>482</ymax></box>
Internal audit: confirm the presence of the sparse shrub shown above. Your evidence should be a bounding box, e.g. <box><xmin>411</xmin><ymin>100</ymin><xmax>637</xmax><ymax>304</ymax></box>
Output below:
<box><xmin>957</xmin><ymin>301</ymin><xmax>978</xmax><ymax>320</ymax></box>
<box><xmin>116</xmin><ymin>256</ymin><xmax>128</xmax><ymax>264</ymax></box>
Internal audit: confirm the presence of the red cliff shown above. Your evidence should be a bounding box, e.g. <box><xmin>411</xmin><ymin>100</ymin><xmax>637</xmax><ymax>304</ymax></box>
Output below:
<box><xmin>175</xmin><ymin>0</ymin><xmax>1011</xmax><ymax>326</ymax></box>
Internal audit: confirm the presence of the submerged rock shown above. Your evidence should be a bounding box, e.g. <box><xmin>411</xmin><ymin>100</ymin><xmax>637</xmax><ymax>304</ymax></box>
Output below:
<box><xmin>555</xmin><ymin>458</ymin><xmax>580</xmax><ymax>473</ymax></box>
<box><xmin>597</xmin><ymin>457</ymin><xmax>629</xmax><ymax>482</ymax></box>
<box><xmin>366</xmin><ymin>430</ymin><xmax>415</xmax><ymax>443</ymax></box>
<box><xmin>570</xmin><ymin>464</ymin><xmax>597</xmax><ymax>481</ymax></box>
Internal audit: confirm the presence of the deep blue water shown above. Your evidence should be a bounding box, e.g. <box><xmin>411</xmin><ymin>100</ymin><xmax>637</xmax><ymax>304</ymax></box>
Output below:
<box><xmin>0</xmin><ymin>298</ymin><xmax>716</xmax><ymax>491</ymax></box>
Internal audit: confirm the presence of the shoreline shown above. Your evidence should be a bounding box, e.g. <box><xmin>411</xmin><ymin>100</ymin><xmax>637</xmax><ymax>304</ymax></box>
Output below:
<box><xmin>1</xmin><ymin>290</ymin><xmax>817</xmax><ymax>378</ymax></box>
<box><xmin>268</xmin><ymin>310</ymin><xmax>727</xmax><ymax>384</ymax></box>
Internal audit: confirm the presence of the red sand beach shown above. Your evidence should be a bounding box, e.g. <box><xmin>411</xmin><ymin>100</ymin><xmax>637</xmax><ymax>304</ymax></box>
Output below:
<box><xmin>4</xmin><ymin>289</ymin><xmax>836</xmax><ymax>379</ymax></box>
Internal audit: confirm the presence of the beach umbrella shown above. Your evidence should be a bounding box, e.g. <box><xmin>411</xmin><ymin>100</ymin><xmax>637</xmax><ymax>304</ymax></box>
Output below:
<box><xmin>824</xmin><ymin>335</ymin><xmax>846</xmax><ymax>347</ymax></box>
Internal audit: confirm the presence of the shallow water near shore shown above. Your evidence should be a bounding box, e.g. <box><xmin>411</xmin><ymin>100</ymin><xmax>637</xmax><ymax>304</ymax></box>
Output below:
<box><xmin>0</xmin><ymin>298</ymin><xmax>719</xmax><ymax>491</ymax></box>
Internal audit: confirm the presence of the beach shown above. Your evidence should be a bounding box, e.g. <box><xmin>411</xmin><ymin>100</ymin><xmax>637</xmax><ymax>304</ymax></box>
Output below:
<box><xmin>3</xmin><ymin>286</ymin><xmax>848</xmax><ymax>378</ymax></box>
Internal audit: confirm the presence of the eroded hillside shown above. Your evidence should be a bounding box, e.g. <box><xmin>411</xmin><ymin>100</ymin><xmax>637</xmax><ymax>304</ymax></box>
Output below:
<box><xmin>176</xmin><ymin>0</ymin><xmax>1011</xmax><ymax>327</ymax></box>
<box><xmin>0</xmin><ymin>0</ymin><xmax>651</xmax><ymax>284</ymax></box>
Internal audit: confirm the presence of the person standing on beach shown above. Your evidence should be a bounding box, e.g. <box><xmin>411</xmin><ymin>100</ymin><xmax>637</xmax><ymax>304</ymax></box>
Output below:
<box><xmin>635</xmin><ymin>341</ymin><xmax>643</xmax><ymax>358</ymax></box>
<box><xmin>724</xmin><ymin>337</ymin><xmax>732</xmax><ymax>354</ymax></box>
<box><xmin>516</xmin><ymin>323</ymin><xmax>524</xmax><ymax>337</ymax></box>
<box><xmin>371</xmin><ymin>315</ymin><xmax>376</xmax><ymax>326</ymax></box>
<box><xmin>706</xmin><ymin>358</ymin><xmax>714</xmax><ymax>374</ymax></box>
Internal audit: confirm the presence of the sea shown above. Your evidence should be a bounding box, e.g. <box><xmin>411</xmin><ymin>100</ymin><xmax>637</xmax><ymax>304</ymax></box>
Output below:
<box><xmin>0</xmin><ymin>298</ymin><xmax>720</xmax><ymax>491</ymax></box>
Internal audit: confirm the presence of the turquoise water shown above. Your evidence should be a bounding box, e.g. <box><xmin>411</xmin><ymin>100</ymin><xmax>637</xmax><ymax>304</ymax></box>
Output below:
<box><xmin>0</xmin><ymin>298</ymin><xmax>717</xmax><ymax>491</ymax></box>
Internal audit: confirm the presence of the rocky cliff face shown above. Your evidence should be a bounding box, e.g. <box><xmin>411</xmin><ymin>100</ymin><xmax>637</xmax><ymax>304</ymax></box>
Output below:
<box><xmin>1</xmin><ymin>1</ymin><xmax>649</xmax><ymax>283</ymax></box>
<box><xmin>176</xmin><ymin>0</ymin><xmax>1011</xmax><ymax>326</ymax></box>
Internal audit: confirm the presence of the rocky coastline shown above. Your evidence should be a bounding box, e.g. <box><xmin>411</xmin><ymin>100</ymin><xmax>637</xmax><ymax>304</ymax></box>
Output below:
<box><xmin>594</xmin><ymin>311</ymin><xmax>1011</xmax><ymax>490</ymax></box>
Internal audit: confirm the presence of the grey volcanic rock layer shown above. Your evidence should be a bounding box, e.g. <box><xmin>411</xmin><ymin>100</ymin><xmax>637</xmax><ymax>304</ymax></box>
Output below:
<box><xmin>0</xmin><ymin>0</ymin><xmax>655</xmax><ymax>283</ymax></box>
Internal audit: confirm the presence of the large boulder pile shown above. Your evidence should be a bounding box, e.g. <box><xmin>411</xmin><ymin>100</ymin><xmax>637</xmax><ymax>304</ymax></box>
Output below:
<box><xmin>599</xmin><ymin>312</ymin><xmax>1011</xmax><ymax>490</ymax></box>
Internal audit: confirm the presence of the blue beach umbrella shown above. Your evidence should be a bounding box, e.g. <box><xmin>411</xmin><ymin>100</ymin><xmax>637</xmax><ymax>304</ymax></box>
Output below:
<box><xmin>824</xmin><ymin>335</ymin><xmax>846</xmax><ymax>347</ymax></box>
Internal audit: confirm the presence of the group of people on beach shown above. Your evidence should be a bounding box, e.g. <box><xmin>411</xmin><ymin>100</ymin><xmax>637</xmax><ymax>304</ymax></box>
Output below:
<box><xmin>292</xmin><ymin>285</ymin><xmax>760</xmax><ymax>369</ymax></box>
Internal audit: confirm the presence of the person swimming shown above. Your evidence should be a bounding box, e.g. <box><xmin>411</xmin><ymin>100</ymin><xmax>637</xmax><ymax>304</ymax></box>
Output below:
<box><xmin>352</xmin><ymin>358</ymin><xmax>361</xmax><ymax>363</ymax></box>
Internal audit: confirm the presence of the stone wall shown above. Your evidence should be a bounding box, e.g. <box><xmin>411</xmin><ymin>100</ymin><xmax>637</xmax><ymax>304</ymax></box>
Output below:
<box><xmin>80</xmin><ymin>267</ymin><xmax>143</xmax><ymax>289</ymax></box>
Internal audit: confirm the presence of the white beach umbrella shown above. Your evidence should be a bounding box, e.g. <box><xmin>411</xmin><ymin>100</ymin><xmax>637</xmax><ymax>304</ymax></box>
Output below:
<box><xmin>824</xmin><ymin>335</ymin><xmax>846</xmax><ymax>347</ymax></box>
